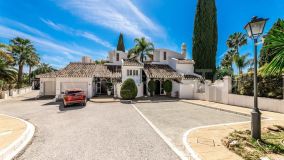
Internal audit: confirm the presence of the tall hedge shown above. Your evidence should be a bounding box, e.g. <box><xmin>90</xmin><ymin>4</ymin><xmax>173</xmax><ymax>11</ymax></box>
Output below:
<box><xmin>164</xmin><ymin>80</ymin><xmax>172</xmax><ymax>94</ymax></box>
<box><xmin>232</xmin><ymin>74</ymin><xmax>283</xmax><ymax>99</ymax></box>
<box><xmin>120</xmin><ymin>78</ymin><xmax>137</xmax><ymax>99</ymax></box>
<box><xmin>148</xmin><ymin>80</ymin><xmax>155</xmax><ymax>96</ymax></box>
<box><xmin>192</xmin><ymin>0</ymin><xmax>218</xmax><ymax>79</ymax></box>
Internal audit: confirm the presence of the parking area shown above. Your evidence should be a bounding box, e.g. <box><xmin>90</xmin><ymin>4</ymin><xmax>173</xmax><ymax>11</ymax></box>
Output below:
<box><xmin>0</xmin><ymin>92</ymin><xmax>179</xmax><ymax>160</ymax></box>
<box><xmin>133</xmin><ymin>101</ymin><xmax>250</xmax><ymax>156</ymax></box>
<box><xmin>0</xmin><ymin>92</ymin><xmax>252</xmax><ymax>160</ymax></box>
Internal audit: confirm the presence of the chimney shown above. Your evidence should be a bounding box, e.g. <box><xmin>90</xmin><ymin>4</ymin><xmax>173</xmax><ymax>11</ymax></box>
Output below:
<box><xmin>82</xmin><ymin>56</ymin><xmax>92</xmax><ymax>63</ymax></box>
<box><xmin>181</xmin><ymin>43</ymin><xmax>187</xmax><ymax>58</ymax></box>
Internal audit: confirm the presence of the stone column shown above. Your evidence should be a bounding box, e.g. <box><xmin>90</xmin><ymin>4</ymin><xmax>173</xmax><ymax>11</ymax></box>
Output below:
<box><xmin>204</xmin><ymin>80</ymin><xmax>212</xmax><ymax>101</ymax></box>
<box><xmin>222</xmin><ymin>76</ymin><xmax>232</xmax><ymax>104</ymax></box>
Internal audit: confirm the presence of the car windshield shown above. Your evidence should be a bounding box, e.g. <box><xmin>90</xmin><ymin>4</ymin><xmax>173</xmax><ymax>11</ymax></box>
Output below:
<box><xmin>66</xmin><ymin>91</ymin><xmax>82</xmax><ymax>94</ymax></box>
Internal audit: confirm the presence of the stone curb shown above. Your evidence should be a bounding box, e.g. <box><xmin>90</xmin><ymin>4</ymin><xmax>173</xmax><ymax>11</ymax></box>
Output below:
<box><xmin>181</xmin><ymin>100</ymin><xmax>252</xmax><ymax>117</ymax></box>
<box><xmin>0</xmin><ymin>114</ymin><xmax>35</xmax><ymax>160</ymax></box>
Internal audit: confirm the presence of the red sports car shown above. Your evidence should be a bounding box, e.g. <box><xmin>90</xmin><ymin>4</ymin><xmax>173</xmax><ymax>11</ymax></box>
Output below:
<box><xmin>63</xmin><ymin>89</ymin><xmax>87</xmax><ymax>107</ymax></box>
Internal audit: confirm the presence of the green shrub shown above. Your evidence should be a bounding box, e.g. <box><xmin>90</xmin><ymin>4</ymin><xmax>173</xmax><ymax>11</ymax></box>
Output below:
<box><xmin>120</xmin><ymin>78</ymin><xmax>137</xmax><ymax>99</ymax></box>
<box><xmin>232</xmin><ymin>73</ymin><xmax>283</xmax><ymax>99</ymax></box>
<box><xmin>164</xmin><ymin>80</ymin><xmax>172</xmax><ymax>95</ymax></box>
<box><xmin>147</xmin><ymin>80</ymin><xmax>155</xmax><ymax>96</ymax></box>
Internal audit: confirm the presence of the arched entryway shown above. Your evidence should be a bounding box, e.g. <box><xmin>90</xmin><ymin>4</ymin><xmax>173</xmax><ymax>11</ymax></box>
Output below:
<box><xmin>155</xmin><ymin>80</ymin><xmax>160</xmax><ymax>95</ymax></box>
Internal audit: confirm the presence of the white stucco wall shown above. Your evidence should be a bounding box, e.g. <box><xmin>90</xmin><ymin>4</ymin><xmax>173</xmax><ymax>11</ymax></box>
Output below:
<box><xmin>39</xmin><ymin>78</ymin><xmax>56</xmax><ymax>96</ymax></box>
<box><xmin>192</xmin><ymin>76</ymin><xmax>284</xmax><ymax>114</ymax></box>
<box><xmin>107</xmin><ymin>51</ymin><xmax>128</xmax><ymax>65</ymax></box>
<box><xmin>153</xmin><ymin>49</ymin><xmax>184</xmax><ymax>64</ymax></box>
<box><xmin>228</xmin><ymin>94</ymin><xmax>284</xmax><ymax>113</ymax></box>
<box><xmin>168</xmin><ymin>58</ymin><xmax>194</xmax><ymax>74</ymax></box>
<box><xmin>179</xmin><ymin>80</ymin><xmax>195</xmax><ymax>99</ymax></box>
<box><xmin>121</xmin><ymin>66</ymin><xmax>143</xmax><ymax>84</ymax></box>
<box><xmin>171</xmin><ymin>81</ymin><xmax>180</xmax><ymax>97</ymax></box>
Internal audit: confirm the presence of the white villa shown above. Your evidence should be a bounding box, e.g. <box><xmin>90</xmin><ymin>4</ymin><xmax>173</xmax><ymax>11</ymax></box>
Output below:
<box><xmin>37</xmin><ymin>43</ymin><xmax>202</xmax><ymax>99</ymax></box>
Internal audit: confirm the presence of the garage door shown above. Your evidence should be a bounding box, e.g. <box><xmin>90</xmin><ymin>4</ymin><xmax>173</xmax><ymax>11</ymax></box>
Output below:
<box><xmin>44</xmin><ymin>81</ymin><xmax>56</xmax><ymax>95</ymax></box>
<box><xmin>61</xmin><ymin>82</ymin><xmax>88</xmax><ymax>94</ymax></box>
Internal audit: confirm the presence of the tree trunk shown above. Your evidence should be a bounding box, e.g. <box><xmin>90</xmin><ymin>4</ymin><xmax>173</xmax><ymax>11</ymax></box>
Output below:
<box><xmin>18</xmin><ymin>64</ymin><xmax>23</xmax><ymax>88</ymax></box>
<box><xmin>29</xmin><ymin>66</ymin><xmax>32</xmax><ymax>85</ymax></box>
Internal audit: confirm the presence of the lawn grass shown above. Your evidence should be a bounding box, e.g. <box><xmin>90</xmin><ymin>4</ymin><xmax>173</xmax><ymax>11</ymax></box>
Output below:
<box><xmin>222</xmin><ymin>125</ymin><xmax>284</xmax><ymax>160</ymax></box>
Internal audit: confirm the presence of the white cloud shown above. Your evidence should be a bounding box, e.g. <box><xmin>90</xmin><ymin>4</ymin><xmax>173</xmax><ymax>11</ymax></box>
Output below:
<box><xmin>0</xmin><ymin>25</ymin><xmax>94</xmax><ymax>61</ymax></box>
<box><xmin>54</xmin><ymin>0</ymin><xmax>165</xmax><ymax>39</ymax></box>
<box><xmin>0</xmin><ymin>18</ymin><xmax>52</xmax><ymax>40</ymax></box>
<box><xmin>41</xmin><ymin>18</ymin><xmax>114</xmax><ymax>49</ymax></box>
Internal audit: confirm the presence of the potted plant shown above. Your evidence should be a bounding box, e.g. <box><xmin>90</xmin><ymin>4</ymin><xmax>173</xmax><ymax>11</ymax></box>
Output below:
<box><xmin>106</xmin><ymin>81</ymin><xmax>113</xmax><ymax>96</ymax></box>
<box><xmin>147</xmin><ymin>80</ymin><xmax>155</xmax><ymax>96</ymax></box>
<box><xmin>164</xmin><ymin>80</ymin><xmax>172</xmax><ymax>96</ymax></box>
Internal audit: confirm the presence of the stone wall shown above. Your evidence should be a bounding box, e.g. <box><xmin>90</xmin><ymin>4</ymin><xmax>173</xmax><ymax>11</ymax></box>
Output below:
<box><xmin>193</xmin><ymin>76</ymin><xmax>284</xmax><ymax>114</ymax></box>
<box><xmin>0</xmin><ymin>87</ymin><xmax>33</xmax><ymax>100</ymax></box>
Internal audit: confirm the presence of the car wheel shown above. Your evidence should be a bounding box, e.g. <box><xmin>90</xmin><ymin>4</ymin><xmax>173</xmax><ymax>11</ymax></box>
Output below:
<box><xmin>83</xmin><ymin>99</ymin><xmax>87</xmax><ymax>106</ymax></box>
<box><xmin>63</xmin><ymin>101</ymin><xmax>67</xmax><ymax>108</ymax></box>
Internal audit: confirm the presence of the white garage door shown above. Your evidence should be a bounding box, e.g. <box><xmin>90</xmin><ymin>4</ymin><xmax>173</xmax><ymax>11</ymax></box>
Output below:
<box><xmin>61</xmin><ymin>82</ymin><xmax>88</xmax><ymax>94</ymax></box>
<box><xmin>44</xmin><ymin>81</ymin><xmax>56</xmax><ymax>95</ymax></box>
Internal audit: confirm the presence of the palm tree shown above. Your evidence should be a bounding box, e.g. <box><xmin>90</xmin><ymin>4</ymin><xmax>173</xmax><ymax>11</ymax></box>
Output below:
<box><xmin>221</xmin><ymin>49</ymin><xmax>235</xmax><ymax>69</ymax></box>
<box><xmin>10</xmin><ymin>37</ymin><xmax>35</xmax><ymax>88</ymax></box>
<box><xmin>31</xmin><ymin>63</ymin><xmax>56</xmax><ymax>77</ymax></box>
<box><xmin>262</xmin><ymin>26</ymin><xmax>284</xmax><ymax>75</ymax></box>
<box><xmin>0</xmin><ymin>60</ymin><xmax>17</xmax><ymax>82</ymax></box>
<box><xmin>0</xmin><ymin>43</ymin><xmax>13</xmax><ymax>64</ymax></box>
<box><xmin>26</xmin><ymin>52</ymin><xmax>40</xmax><ymax>84</ymax></box>
<box><xmin>226</xmin><ymin>32</ymin><xmax>247</xmax><ymax>55</ymax></box>
<box><xmin>233</xmin><ymin>53</ymin><xmax>251</xmax><ymax>75</ymax></box>
<box><xmin>128</xmin><ymin>37</ymin><xmax>154</xmax><ymax>62</ymax></box>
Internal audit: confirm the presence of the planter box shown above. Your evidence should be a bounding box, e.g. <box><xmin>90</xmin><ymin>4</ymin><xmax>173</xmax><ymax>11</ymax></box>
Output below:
<box><xmin>0</xmin><ymin>91</ymin><xmax>9</xmax><ymax>99</ymax></box>
<box><xmin>18</xmin><ymin>88</ymin><xmax>26</xmax><ymax>94</ymax></box>
<box><xmin>10</xmin><ymin>89</ymin><xmax>18</xmax><ymax>97</ymax></box>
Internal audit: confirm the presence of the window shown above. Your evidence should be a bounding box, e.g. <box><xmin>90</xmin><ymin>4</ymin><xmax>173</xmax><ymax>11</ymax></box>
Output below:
<box><xmin>127</xmin><ymin>70</ymin><xmax>139</xmax><ymax>76</ymax></box>
<box><xmin>116</xmin><ymin>53</ymin><xmax>119</xmax><ymax>61</ymax></box>
<box><xmin>163</xmin><ymin>52</ymin><xmax>167</xmax><ymax>60</ymax></box>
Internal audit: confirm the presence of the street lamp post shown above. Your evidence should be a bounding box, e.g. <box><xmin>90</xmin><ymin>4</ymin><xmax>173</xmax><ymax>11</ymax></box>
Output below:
<box><xmin>244</xmin><ymin>16</ymin><xmax>268</xmax><ymax>140</ymax></box>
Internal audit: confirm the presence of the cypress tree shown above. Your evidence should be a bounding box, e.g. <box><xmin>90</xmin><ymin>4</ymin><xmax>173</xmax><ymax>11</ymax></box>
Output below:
<box><xmin>192</xmin><ymin>0</ymin><xmax>218</xmax><ymax>79</ymax></box>
<box><xmin>117</xmin><ymin>33</ymin><xmax>125</xmax><ymax>52</ymax></box>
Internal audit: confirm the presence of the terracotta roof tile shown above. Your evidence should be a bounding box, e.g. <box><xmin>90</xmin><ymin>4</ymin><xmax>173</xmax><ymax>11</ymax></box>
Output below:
<box><xmin>144</xmin><ymin>64</ymin><xmax>182</xmax><ymax>79</ymax></box>
<box><xmin>122</xmin><ymin>59</ymin><xmax>143</xmax><ymax>66</ymax></box>
<box><xmin>183</xmin><ymin>74</ymin><xmax>201</xmax><ymax>80</ymax></box>
<box><xmin>36</xmin><ymin>71</ymin><xmax>58</xmax><ymax>78</ymax></box>
<box><xmin>37</xmin><ymin>63</ymin><xmax>121</xmax><ymax>78</ymax></box>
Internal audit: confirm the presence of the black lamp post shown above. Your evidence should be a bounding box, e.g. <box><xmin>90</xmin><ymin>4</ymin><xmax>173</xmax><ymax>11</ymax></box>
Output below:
<box><xmin>244</xmin><ymin>16</ymin><xmax>268</xmax><ymax>139</ymax></box>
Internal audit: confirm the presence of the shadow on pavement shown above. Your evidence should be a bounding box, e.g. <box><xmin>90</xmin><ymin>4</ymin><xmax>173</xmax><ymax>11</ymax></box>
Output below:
<box><xmin>133</xmin><ymin>96</ymin><xmax>180</xmax><ymax>104</ymax></box>
<box><xmin>21</xmin><ymin>96</ymin><xmax>55</xmax><ymax>101</ymax></box>
<box><xmin>58</xmin><ymin>103</ymin><xmax>86</xmax><ymax>112</ymax></box>
<box><xmin>41</xmin><ymin>100</ymin><xmax>86</xmax><ymax>112</ymax></box>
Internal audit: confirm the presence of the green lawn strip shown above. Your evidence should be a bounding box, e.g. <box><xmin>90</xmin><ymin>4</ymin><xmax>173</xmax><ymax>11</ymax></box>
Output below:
<box><xmin>222</xmin><ymin>125</ymin><xmax>284</xmax><ymax>160</ymax></box>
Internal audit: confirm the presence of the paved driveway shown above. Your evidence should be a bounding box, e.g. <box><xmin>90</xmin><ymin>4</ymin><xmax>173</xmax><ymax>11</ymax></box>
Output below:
<box><xmin>0</xmin><ymin>92</ymin><xmax>179</xmax><ymax>160</ymax></box>
<box><xmin>134</xmin><ymin>101</ymin><xmax>250</xmax><ymax>155</ymax></box>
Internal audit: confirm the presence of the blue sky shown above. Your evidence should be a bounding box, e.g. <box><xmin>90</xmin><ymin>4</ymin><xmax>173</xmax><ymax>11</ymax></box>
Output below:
<box><xmin>0</xmin><ymin>0</ymin><xmax>284</xmax><ymax>69</ymax></box>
